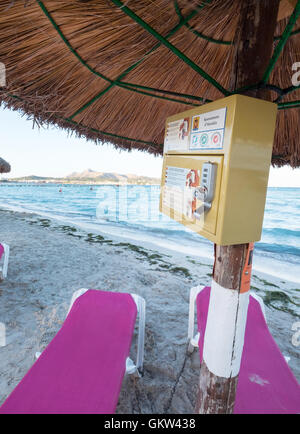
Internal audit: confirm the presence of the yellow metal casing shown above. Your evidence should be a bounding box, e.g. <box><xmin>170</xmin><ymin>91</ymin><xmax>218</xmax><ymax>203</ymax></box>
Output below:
<box><xmin>160</xmin><ymin>94</ymin><xmax>277</xmax><ymax>245</ymax></box>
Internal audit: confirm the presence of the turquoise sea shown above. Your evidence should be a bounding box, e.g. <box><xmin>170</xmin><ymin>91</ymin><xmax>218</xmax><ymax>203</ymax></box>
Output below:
<box><xmin>0</xmin><ymin>183</ymin><xmax>299</xmax><ymax>284</ymax></box>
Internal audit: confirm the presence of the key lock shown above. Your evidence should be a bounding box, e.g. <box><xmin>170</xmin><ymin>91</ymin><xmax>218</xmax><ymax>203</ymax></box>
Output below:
<box><xmin>193</xmin><ymin>162</ymin><xmax>217</xmax><ymax>220</ymax></box>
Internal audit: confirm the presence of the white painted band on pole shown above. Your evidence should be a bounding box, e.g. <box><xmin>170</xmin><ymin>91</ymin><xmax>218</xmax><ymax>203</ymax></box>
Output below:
<box><xmin>203</xmin><ymin>280</ymin><xmax>250</xmax><ymax>378</ymax></box>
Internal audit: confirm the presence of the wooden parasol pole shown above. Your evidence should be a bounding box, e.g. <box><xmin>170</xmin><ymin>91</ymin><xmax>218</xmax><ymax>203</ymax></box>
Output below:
<box><xmin>195</xmin><ymin>0</ymin><xmax>280</xmax><ymax>414</ymax></box>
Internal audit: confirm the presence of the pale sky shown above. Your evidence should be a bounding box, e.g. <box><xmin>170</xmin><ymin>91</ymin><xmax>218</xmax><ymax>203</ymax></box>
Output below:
<box><xmin>0</xmin><ymin>106</ymin><xmax>299</xmax><ymax>186</ymax></box>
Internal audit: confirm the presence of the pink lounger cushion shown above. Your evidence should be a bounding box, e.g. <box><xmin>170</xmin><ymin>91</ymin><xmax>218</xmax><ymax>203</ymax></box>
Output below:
<box><xmin>0</xmin><ymin>290</ymin><xmax>137</xmax><ymax>414</ymax></box>
<box><xmin>0</xmin><ymin>243</ymin><xmax>4</xmax><ymax>260</ymax></box>
<box><xmin>197</xmin><ymin>287</ymin><xmax>300</xmax><ymax>414</ymax></box>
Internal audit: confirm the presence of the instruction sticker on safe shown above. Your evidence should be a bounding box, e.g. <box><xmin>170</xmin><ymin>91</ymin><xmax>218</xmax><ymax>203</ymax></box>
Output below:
<box><xmin>164</xmin><ymin>118</ymin><xmax>190</xmax><ymax>152</ymax></box>
<box><xmin>162</xmin><ymin>166</ymin><xmax>203</xmax><ymax>222</ymax></box>
<box><xmin>190</xmin><ymin>107</ymin><xmax>226</xmax><ymax>150</ymax></box>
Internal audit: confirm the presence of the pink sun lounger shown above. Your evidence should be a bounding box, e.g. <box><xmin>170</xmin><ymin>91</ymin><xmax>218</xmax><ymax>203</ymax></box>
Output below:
<box><xmin>0</xmin><ymin>289</ymin><xmax>145</xmax><ymax>414</ymax></box>
<box><xmin>0</xmin><ymin>242</ymin><xmax>9</xmax><ymax>280</ymax></box>
<box><xmin>188</xmin><ymin>286</ymin><xmax>300</xmax><ymax>414</ymax></box>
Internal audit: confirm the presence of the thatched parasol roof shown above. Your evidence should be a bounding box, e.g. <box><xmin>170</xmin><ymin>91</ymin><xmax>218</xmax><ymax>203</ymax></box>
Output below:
<box><xmin>0</xmin><ymin>0</ymin><xmax>299</xmax><ymax>166</ymax></box>
<box><xmin>0</xmin><ymin>158</ymin><xmax>11</xmax><ymax>174</ymax></box>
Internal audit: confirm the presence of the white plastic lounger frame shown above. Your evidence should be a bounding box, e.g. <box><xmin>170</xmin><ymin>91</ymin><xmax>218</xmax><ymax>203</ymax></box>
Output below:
<box><xmin>187</xmin><ymin>285</ymin><xmax>205</xmax><ymax>354</ymax></box>
<box><xmin>187</xmin><ymin>285</ymin><xmax>267</xmax><ymax>354</ymax></box>
<box><xmin>68</xmin><ymin>289</ymin><xmax>146</xmax><ymax>376</ymax></box>
<box><xmin>0</xmin><ymin>243</ymin><xmax>9</xmax><ymax>280</ymax></box>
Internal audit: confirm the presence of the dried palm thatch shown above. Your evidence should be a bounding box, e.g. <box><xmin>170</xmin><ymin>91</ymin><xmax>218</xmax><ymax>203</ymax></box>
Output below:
<box><xmin>0</xmin><ymin>0</ymin><xmax>299</xmax><ymax>166</ymax></box>
<box><xmin>0</xmin><ymin>158</ymin><xmax>11</xmax><ymax>174</ymax></box>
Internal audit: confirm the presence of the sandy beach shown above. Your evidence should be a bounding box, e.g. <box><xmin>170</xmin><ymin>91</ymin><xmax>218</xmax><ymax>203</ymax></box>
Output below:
<box><xmin>0</xmin><ymin>208</ymin><xmax>299</xmax><ymax>413</ymax></box>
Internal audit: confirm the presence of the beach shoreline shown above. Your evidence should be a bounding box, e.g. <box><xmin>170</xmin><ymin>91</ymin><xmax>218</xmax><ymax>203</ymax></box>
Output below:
<box><xmin>0</xmin><ymin>208</ymin><xmax>299</xmax><ymax>412</ymax></box>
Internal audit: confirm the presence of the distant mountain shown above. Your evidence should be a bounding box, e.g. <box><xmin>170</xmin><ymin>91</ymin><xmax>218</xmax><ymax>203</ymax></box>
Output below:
<box><xmin>67</xmin><ymin>169</ymin><xmax>105</xmax><ymax>179</ymax></box>
<box><xmin>5</xmin><ymin>169</ymin><xmax>160</xmax><ymax>185</ymax></box>
<box><xmin>66</xmin><ymin>169</ymin><xmax>159</xmax><ymax>183</ymax></box>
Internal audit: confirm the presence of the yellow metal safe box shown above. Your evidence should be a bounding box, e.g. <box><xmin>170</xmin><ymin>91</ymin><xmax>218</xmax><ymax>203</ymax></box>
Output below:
<box><xmin>160</xmin><ymin>94</ymin><xmax>277</xmax><ymax>245</ymax></box>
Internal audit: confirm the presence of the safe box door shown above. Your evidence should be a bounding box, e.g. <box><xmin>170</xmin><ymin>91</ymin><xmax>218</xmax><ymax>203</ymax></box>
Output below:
<box><xmin>160</xmin><ymin>154</ymin><xmax>223</xmax><ymax>238</ymax></box>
